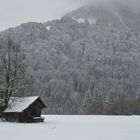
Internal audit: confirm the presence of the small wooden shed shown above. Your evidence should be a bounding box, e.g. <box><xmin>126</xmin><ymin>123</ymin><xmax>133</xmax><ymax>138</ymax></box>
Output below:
<box><xmin>3</xmin><ymin>96</ymin><xmax>46</xmax><ymax>122</ymax></box>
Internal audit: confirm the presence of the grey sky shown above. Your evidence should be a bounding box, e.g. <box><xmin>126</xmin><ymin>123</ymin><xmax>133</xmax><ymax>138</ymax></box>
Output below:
<box><xmin>0</xmin><ymin>0</ymin><xmax>92</xmax><ymax>31</ymax></box>
<box><xmin>0</xmin><ymin>0</ymin><xmax>139</xmax><ymax>31</ymax></box>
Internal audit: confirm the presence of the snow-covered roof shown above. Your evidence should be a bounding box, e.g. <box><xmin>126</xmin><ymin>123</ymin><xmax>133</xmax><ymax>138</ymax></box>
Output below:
<box><xmin>4</xmin><ymin>96</ymin><xmax>42</xmax><ymax>113</ymax></box>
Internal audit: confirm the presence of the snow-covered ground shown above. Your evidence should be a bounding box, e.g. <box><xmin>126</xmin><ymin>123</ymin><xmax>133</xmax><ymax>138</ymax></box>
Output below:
<box><xmin>0</xmin><ymin>115</ymin><xmax>140</xmax><ymax>140</ymax></box>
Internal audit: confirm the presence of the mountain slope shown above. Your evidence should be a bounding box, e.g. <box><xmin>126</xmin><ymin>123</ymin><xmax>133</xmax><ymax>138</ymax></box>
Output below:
<box><xmin>0</xmin><ymin>3</ymin><xmax>140</xmax><ymax>114</ymax></box>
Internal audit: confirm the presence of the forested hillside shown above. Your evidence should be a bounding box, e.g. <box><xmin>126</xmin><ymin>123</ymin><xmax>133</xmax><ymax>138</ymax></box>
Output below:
<box><xmin>1</xmin><ymin>3</ymin><xmax>140</xmax><ymax>114</ymax></box>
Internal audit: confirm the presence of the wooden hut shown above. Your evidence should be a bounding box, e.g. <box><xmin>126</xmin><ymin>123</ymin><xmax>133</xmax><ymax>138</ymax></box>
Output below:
<box><xmin>2</xmin><ymin>96</ymin><xmax>46</xmax><ymax>122</ymax></box>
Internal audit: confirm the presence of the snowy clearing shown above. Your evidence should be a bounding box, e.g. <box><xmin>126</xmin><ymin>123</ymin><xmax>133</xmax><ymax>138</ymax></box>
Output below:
<box><xmin>0</xmin><ymin>115</ymin><xmax>140</xmax><ymax>140</ymax></box>
<box><xmin>46</xmin><ymin>26</ymin><xmax>51</xmax><ymax>30</ymax></box>
<box><xmin>76</xmin><ymin>18</ymin><xmax>85</xmax><ymax>23</ymax></box>
<box><xmin>88</xmin><ymin>18</ymin><xmax>97</xmax><ymax>25</ymax></box>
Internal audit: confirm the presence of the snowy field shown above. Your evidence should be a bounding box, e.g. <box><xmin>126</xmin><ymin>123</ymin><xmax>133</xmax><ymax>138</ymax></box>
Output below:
<box><xmin>0</xmin><ymin>115</ymin><xmax>140</xmax><ymax>140</ymax></box>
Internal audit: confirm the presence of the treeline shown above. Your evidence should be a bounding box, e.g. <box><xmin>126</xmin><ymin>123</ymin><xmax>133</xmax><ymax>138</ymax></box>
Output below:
<box><xmin>85</xmin><ymin>94</ymin><xmax>140</xmax><ymax>115</ymax></box>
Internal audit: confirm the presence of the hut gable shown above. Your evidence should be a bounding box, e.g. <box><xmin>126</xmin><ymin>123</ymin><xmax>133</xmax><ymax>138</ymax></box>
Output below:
<box><xmin>3</xmin><ymin>96</ymin><xmax>46</xmax><ymax>122</ymax></box>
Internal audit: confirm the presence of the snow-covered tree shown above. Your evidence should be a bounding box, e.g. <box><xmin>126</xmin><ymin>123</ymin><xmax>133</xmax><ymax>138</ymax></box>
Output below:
<box><xmin>0</xmin><ymin>37</ymin><xmax>27</xmax><ymax>111</ymax></box>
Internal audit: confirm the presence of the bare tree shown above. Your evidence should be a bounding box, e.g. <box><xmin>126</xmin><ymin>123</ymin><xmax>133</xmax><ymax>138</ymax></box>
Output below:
<box><xmin>0</xmin><ymin>37</ymin><xmax>25</xmax><ymax>111</ymax></box>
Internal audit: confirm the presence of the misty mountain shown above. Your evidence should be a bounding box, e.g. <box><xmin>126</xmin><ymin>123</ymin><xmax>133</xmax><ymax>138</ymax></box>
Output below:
<box><xmin>0</xmin><ymin>3</ymin><xmax>140</xmax><ymax>115</ymax></box>
<box><xmin>65</xmin><ymin>3</ymin><xmax>140</xmax><ymax>33</ymax></box>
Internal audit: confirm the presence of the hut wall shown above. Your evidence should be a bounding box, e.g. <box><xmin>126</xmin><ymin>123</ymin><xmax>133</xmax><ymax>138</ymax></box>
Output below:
<box><xmin>3</xmin><ymin>113</ymin><xmax>20</xmax><ymax>122</ymax></box>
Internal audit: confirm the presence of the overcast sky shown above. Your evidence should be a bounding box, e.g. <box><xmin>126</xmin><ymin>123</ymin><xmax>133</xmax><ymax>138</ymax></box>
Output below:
<box><xmin>0</xmin><ymin>0</ymin><xmax>92</xmax><ymax>31</ymax></box>
<box><xmin>0</xmin><ymin>0</ymin><xmax>139</xmax><ymax>31</ymax></box>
